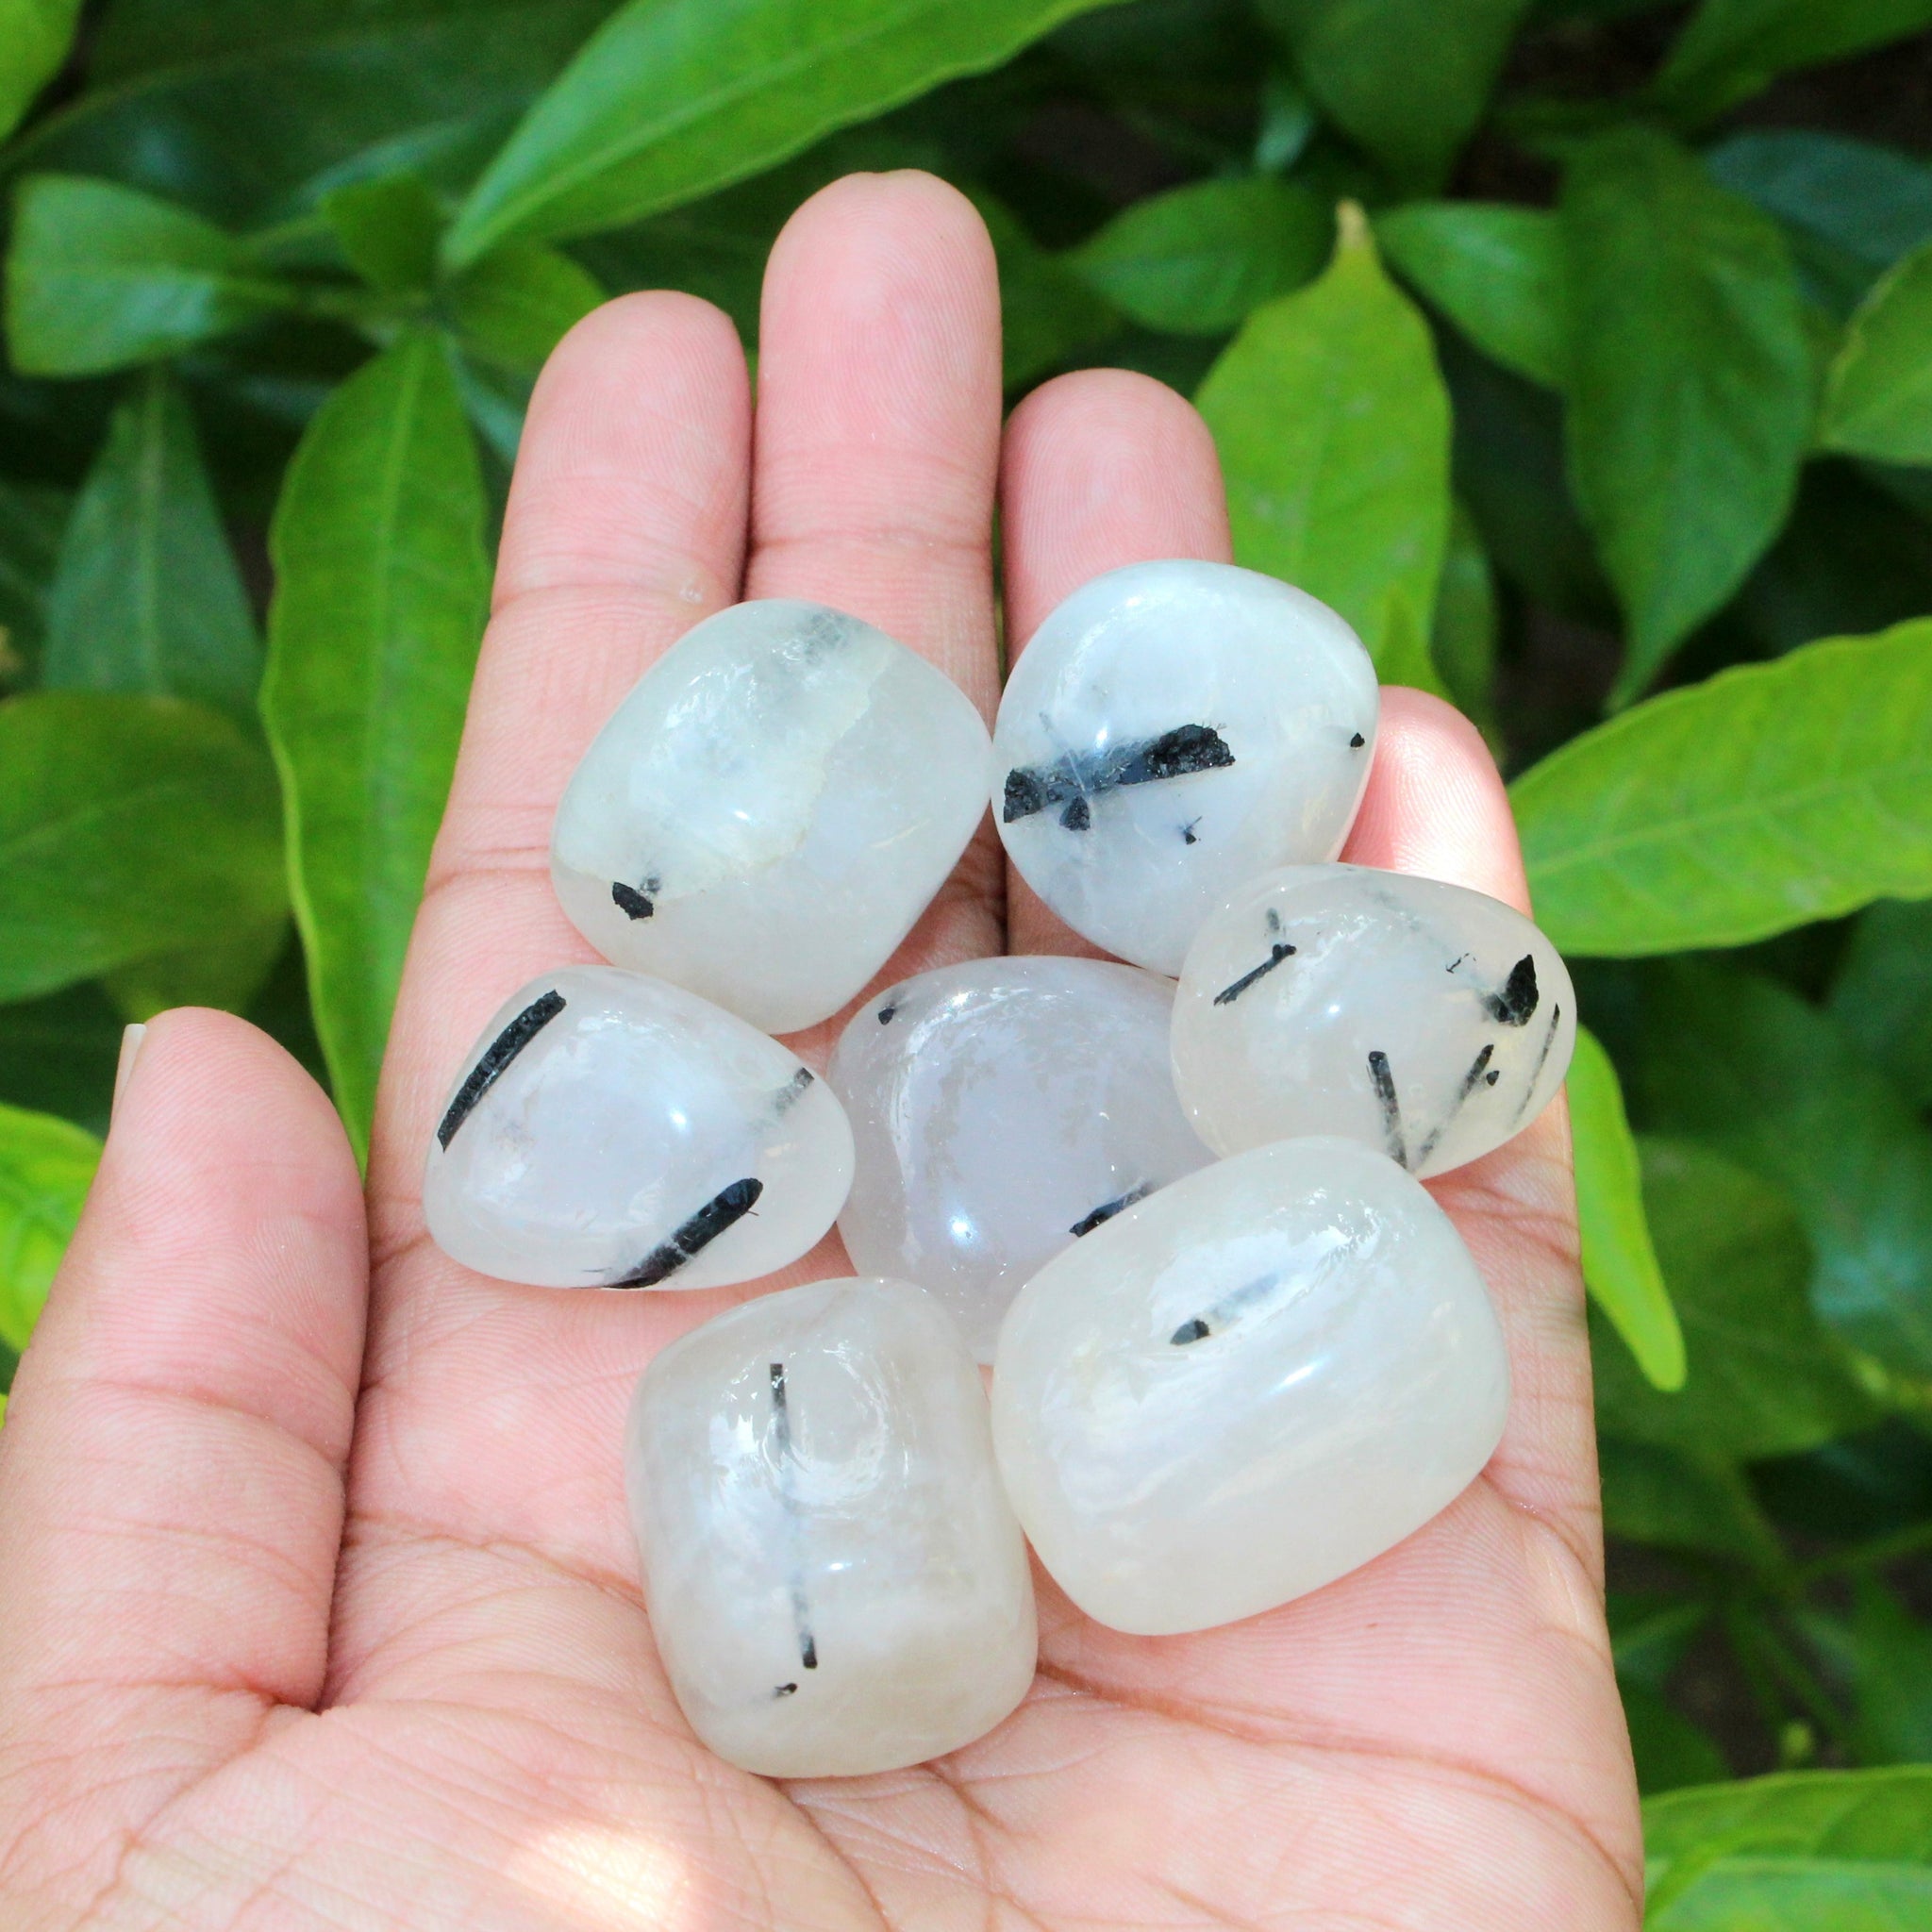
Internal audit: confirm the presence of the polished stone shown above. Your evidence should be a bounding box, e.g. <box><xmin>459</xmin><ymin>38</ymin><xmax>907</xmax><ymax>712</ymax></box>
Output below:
<box><xmin>627</xmin><ymin>1277</ymin><xmax>1038</xmax><ymax>1777</ymax></box>
<box><xmin>991</xmin><ymin>1137</ymin><xmax>1509</xmax><ymax>1635</ymax></box>
<box><xmin>992</xmin><ymin>560</ymin><xmax>1378</xmax><ymax>975</ymax></box>
<box><xmin>828</xmin><ymin>956</ymin><xmax>1213</xmax><ymax>1361</ymax></box>
<box><xmin>423</xmin><ymin>966</ymin><xmax>853</xmax><ymax>1290</ymax></box>
<box><xmin>553</xmin><ymin>600</ymin><xmax>994</xmax><ymax>1034</ymax></box>
<box><xmin>1172</xmin><ymin>864</ymin><xmax>1575</xmax><ymax>1178</ymax></box>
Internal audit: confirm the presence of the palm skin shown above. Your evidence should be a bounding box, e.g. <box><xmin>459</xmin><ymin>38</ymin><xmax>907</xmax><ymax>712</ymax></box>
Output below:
<box><xmin>0</xmin><ymin>175</ymin><xmax>1642</xmax><ymax>1930</ymax></box>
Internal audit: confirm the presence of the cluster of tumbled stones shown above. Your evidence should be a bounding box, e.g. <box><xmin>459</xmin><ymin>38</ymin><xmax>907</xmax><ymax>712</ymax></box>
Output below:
<box><xmin>422</xmin><ymin>558</ymin><xmax>1575</xmax><ymax>1779</ymax></box>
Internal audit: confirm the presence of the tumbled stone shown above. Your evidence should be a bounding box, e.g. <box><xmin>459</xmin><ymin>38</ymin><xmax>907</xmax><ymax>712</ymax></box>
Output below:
<box><xmin>423</xmin><ymin>966</ymin><xmax>853</xmax><ymax>1290</ymax></box>
<box><xmin>991</xmin><ymin>560</ymin><xmax>1378</xmax><ymax>975</ymax></box>
<box><xmin>991</xmin><ymin>1137</ymin><xmax>1508</xmax><ymax>1635</ymax></box>
<box><xmin>1172</xmin><ymin>864</ymin><xmax>1575</xmax><ymax>1178</ymax></box>
<box><xmin>627</xmin><ymin>1277</ymin><xmax>1037</xmax><ymax>1777</ymax></box>
<box><xmin>828</xmin><ymin>956</ymin><xmax>1213</xmax><ymax>1361</ymax></box>
<box><xmin>553</xmin><ymin>600</ymin><xmax>994</xmax><ymax>1035</ymax></box>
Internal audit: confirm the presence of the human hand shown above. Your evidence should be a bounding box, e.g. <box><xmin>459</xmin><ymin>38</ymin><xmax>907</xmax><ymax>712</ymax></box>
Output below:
<box><xmin>0</xmin><ymin>173</ymin><xmax>1642</xmax><ymax>1929</ymax></box>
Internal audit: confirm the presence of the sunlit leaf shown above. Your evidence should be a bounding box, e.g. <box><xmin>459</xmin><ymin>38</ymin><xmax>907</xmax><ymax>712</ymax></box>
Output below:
<box><xmin>1820</xmin><ymin>240</ymin><xmax>1932</xmax><ymax>466</ymax></box>
<box><xmin>0</xmin><ymin>1099</ymin><xmax>98</xmax><ymax>1352</ymax></box>
<box><xmin>0</xmin><ymin>0</ymin><xmax>82</xmax><ymax>141</ymax></box>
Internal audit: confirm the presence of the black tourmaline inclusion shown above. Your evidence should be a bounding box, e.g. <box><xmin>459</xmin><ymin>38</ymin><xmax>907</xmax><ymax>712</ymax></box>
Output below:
<box><xmin>612</xmin><ymin>1177</ymin><xmax>764</xmax><ymax>1287</ymax></box>
<box><xmin>1003</xmin><ymin>723</ymin><xmax>1235</xmax><ymax>831</ymax></box>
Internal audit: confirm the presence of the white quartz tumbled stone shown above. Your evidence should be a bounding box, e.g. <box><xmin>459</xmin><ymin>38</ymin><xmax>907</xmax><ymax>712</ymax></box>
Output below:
<box><xmin>992</xmin><ymin>560</ymin><xmax>1379</xmax><ymax>975</ymax></box>
<box><xmin>627</xmin><ymin>1277</ymin><xmax>1037</xmax><ymax>1777</ymax></box>
<box><xmin>829</xmin><ymin>957</ymin><xmax>1212</xmax><ymax>1361</ymax></box>
<box><xmin>423</xmin><ymin>966</ymin><xmax>853</xmax><ymax>1290</ymax></box>
<box><xmin>1172</xmin><ymin>864</ymin><xmax>1576</xmax><ymax>1178</ymax></box>
<box><xmin>553</xmin><ymin>599</ymin><xmax>994</xmax><ymax>1034</ymax></box>
<box><xmin>991</xmin><ymin>1137</ymin><xmax>1509</xmax><ymax>1635</ymax></box>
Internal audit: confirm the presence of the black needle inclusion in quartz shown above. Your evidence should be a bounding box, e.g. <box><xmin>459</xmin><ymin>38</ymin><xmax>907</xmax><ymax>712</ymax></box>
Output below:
<box><xmin>1003</xmin><ymin>723</ymin><xmax>1235</xmax><ymax>831</ymax></box>
<box><xmin>611</xmin><ymin>1177</ymin><xmax>764</xmax><ymax>1287</ymax></box>
<box><xmin>1480</xmin><ymin>955</ymin><xmax>1540</xmax><ymax>1026</ymax></box>
<box><xmin>1069</xmin><ymin>1182</ymin><xmax>1153</xmax><ymax>1237</ymax></box>
<box><xmin>435</xmin><ymin>989</ymin><xmax>566</xmax><ymax>1148</ymax></box>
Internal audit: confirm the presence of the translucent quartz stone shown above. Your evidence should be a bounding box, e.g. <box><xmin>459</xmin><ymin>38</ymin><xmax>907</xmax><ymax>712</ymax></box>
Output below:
<box><xmin>991</xmin><ymin>560</ymin><xmax>1378</xmax><ymax>975</ymax></box>
<box><xmin>828</xmin><ymin>956</ymin><xmax>1213</xmax><ymax>1362</ymax></box>
<box><xmin>626</xmin><ymin>1277</ymin><xmax>1037</xmax><ymax>1777</ymax></box>
<box><xmin>1171</xmin><ymin>864</ymin><xmax>1576</xmax><ymax>1179</ymax></box>
<box><xmin>553</xmin><ymin>600</ymin><xmax>994</xmax><ymax>1035</ymax></box>
<box><xmin>423</xmin><ymin>966</ymin><xmax>853</xmax><ymax>1290</ymax></box>
<box><xmin>991</xmin><ymin>1137</ymin><xmax>1509</xmax><ymax>1636</ymax></box>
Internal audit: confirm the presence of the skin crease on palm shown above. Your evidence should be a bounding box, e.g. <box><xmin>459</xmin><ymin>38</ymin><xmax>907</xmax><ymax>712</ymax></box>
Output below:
<box><xmin>0</xmin><ymin>174</ymin><xmax>1644</xmax><ymax>1930</ymax></box>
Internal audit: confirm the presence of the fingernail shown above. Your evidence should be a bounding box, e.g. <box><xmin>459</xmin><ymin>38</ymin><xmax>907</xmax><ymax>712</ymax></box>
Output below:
<box><xmin>112</xmin><ymin>1023</ymin><xmax>147</xmax><ymax>1121</ymax></box>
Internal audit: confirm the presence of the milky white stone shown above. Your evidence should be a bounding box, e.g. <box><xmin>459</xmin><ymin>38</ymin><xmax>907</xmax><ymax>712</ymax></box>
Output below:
<box><xmin>1172</xmin><ymin>865</ymin><xmax>1576</xmax><ymax>1179</ymax></box>
<box><xmin>553</xmin><ymin>600</ymin><xmax>994</xmax><ymax>1034</ymax></box>
<box><xmin>991</xmin><ymin>1137</ymin><xmax>1508</xmax><ymax>1635</ymax></box>
<box><xmin>627</xmin><ymin>1277</ymin><xmax>1037</xmax><ymax>1777</ymax></box>
<box><xmin>423</xmin><ymin>966</ymin><xmax>853</xmax><ymax>1290</ymax></box>
<box><xmin>828</xmin><ymin>957</ymin><xmax>1212</xmax><ymax>1362</ymax></box>
<box><xmin>992</xmin><ymin>560</ymin><xmax>1378</xmax><ymax>975</ymax></box>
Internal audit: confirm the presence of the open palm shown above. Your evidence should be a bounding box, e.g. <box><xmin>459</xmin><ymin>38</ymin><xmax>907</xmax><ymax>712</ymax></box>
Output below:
<box><xmin>0</xmin><ymin>174</ymin><xmax>1642</xmax><ymax>1930</ymax></box>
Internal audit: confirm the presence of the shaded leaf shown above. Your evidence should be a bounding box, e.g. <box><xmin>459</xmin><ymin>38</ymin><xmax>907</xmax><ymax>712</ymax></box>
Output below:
<box><xmin>1376</xmin><ymin>201</ymin><xmax>1564</xmax><ymax>390</ymax></box>
<box><xmin>972</xmin><ymin>191</ymin><xmax>1120</xmax><ymax>390</ymax></box>
<box><xmin>5</xmin><ymin>175</ymin><xmax>292</xmax><ymax>377</ymax></box>
<box><xmin>322</xmin><ymin>173</ymin><xmax>446</xmax><ymax>294</ymax></box>
<box><xmin>1591</xmin><ymin>1138</ymin><xmax>1876</xmax><ymax>1457</ymax></box>
<box><xmin>1511</xmin><ymin>622</ymin><xmax>1932</xmax><ymax>958</ymax></box>
<box><xmin>0</xmin><ymin>983</ymin><xmax>124</xmax><ymax>1136</ymax></box>
<box><xmin>1599</xmin><ymin>1434</ymin><xmax>1785</xmax><ymax>1568</ymax></box>
<box><xmin>445</xmin><ymin>240</ymin><xmax>604</xmax><ymax>371</ymax></box>
<box><xmin>0</xmin><ymin>0</ymin><xmax>81</xmax><ymax>141</ymax></box>
<box><xmin>1430</xmin><ymin>497</ymin><xmax>1498</xmax><ymax>734</ymax></box>
<box><xmin>1254</xmin><ymin>0</ymin><xmax>1532</xmax><ymax>190</ymax></box>
<box><xmin>1820</xmin><ymin>241</ymin><xmax>1932</xmax><ymax>466</ymax></box>
<box><xmin>1069</xmin><ymin>175</ymin><xmax>1329</xmax><ymax>335</ymax></box>
<box><xmin>1573</xmin><ymin>1030</ymin><xmax>1685</xmax><ymax>1392</ymax></box>
<box><xmin>101</xmin><ymin>919</ymin><xmax>289</xmax><ymax>1024</ymax></box>
<box><xmin>0</xmin><ymin>475</ymin><xmax>67</xmax><ymax>686</ymax></box>
<box><xmin>1655</xmin><ymin>0</ymin><xmax>1932</xmax><ymax>125</ymax></box>
<box><xmin>0</xmin><ymin>1099</ymin><xmax>97</xmax><ymax>1351</ymax></box>
<box><xmin>42</xmin><ymin>368</ymin><xmax>259</xmax><ymax>723</ymax></box>
<box><xmin>446</xmin><ymin>0</ymin><xmax>1124</xmax><ymax>265</ymax></box>
<box><xmin>1754</xmin><ymin>1424</ymin><xmax>1932</xmax><ymax>1545</ymax></box>
<box><xmin>1830</xmin><ymin>899</ymin><xmax>1932</xmax><ymax>1111</ymax></box>
<box><xmin>1639</xmin><ymin>962</ymin><xmax>1932</xmax><ymax>1385</ymax></box>
<box><xmin>0</xmin><ymin>691</ymin><xmax>286</xmax><ymax>1003</ymax></box>
<box><xmin>1846</xmin><ymin>1577</ymin><xmax>1932</xmax><ymax>1767</ymax></box>
<box><xmin>1197</xmin><ymin>204</ymin><xmax>1449</xmax><ymax>691</ymax></box>
<box><xmin>1560</xmin><ymin>126</ymin><xmax>1811</xmax><ymax>705</ymax></box>
<box><xmin>11</xmin><ymin>0</ymin><xmax>617</xmax><ymax>230</ymax></box>
<box><xmin>263</xmin><ymin>331</ymin><xmax>489</xmax><ymax>1158</ymax></box>
<box><xmin>1622</xmin><ymin>1682</ymin><xmax>1729</xmax><ymax>1796</ymax></box>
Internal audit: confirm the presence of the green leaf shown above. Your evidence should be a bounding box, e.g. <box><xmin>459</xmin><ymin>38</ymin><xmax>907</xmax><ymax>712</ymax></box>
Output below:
<box><xmin>1599</xmin><ymin>1434</ymin><xmax>1785</xmax><ymax>1568</ymax></box>
<box><xmin>1511</xmin><ymin>622</ymin><xmax>1932</xmax><ymax>958</ymax></box>
<box><xmin>42</xmin><ymin>369</ymin><xmax>260</xmax><ymax>723</ymax></box>
<box><xmin>1655</xmin><ymin>0</ymin><xmax>1932</xmax><ymax>125</ymax></box>
<box><xmin>1254</xmin><ymin>0</ymin><xmax>1532</xmax><ymax>191</ymax></box>
<box><xmin>5</xmin><ymin>175</ymin><xmax>293</xmax><ymax>378</ymax></box>
<box><xmin>263</xmin><ymin>330</ymin><xmax>489</xmax><ymax>1158</ymax></box>
<box><xmin>1646</xmin><ymin>1769</ymin><xmax>1932</xmax><ymax>1928</ymax></box>
<box><xmin>1430</xmin><ymin>497</ymin><xmax>1498</xmax><ymax>733</ymax></box>
<box><xmin>1844</xmin><ymin>1577</ymin><xmax>1932</xmax><ymax>1766</ymax></box>
<box><xmin>0</xmin><ymin>983</ymin><xmax>125</xmax><ymax>1136</ymax></box>
<box><xmin>1573</xmin><ymin>1030</ymin><xmax>1685</xmax><ymax>1392</ymax></box>
<box><xmin>0</xmin><ymin>0</ymin><xmax>81</xmax><ymax>141</ymax></box>
<box><xmin>972</xmin><ymin>190</ymin><xmax>1120</xmax><ymax>390</ymax></box>
<box><xmin>322</xmin><ymin>173</ymin><xmax>446</xmax><ymax>294</ymax></box>
<box><xmin>1197</xmin><ymin>204</ymin><xmax>1450</xmax><ymax>691</ymax></box>
<box><xmin>1376</xmin><ymin>201</ymin><xmax>1565</xmax><ymax>390</ymax></box>
<box><xmin>1591</xmin><ymin>1139</ymin><xmax>1876</xmax><ymax>1457</ymax></box>
<box><xmin>1068</xmin><ymin>176</ymin><xmax>1330</xmax><ymax>336</ymax></box>
<box><xmin>0</xmin><ymin>1099</ymin><xmax>98</xmax><ymax>1351</ymax></box>
<box><xmin>0</xmin><ymin>691</ymin><xmax>287</xmax><ymax>1004</ymax></box>
<box><xmin>1706</xmin><ymin>132</ymin><xmax>1932</xmax><ymax>308</ymax></box>
<box><xmin>1560</xmin><ymin>127</ymin><xmax>1813</xmax><ymax>705</ymax></box>
<box><xmin>445</xmin><ymin>0</ymin><xmax>1124</xmax><ymax>265</ymax></box>
<box><xmin>1820</xmin><ymin>241</ymin><xmax>1932</xmax><ymax>466</ymax></box>
<box><xmin>445</xmin><ymin>240</ymin><xmax>605</xmax><ymax>371</ymax></box>
<box><xmin>1622</xmin><ymin>1682</ymin><xmax>1729</xmax><ymax>1796</ymax></box>
<box><xmin>10</xmin><ymin>0</ymin><xmax>618</xmax><ymax>230</ymax></box>
<box><xmin>1638</xmin><ymin>962</ymin><xmax>1932</xmax><ymax>1386</ymax></box>
<box><xmin>1830</xmin><ymin>900</ymin><xmax>1932</xmax><ymax>1112</ymax></box>
<box><xmin>101</xmin><ymin>919</ymin><xmax>290</xmax><ymax>1024</ymax></box>
<box><xmin>0</xmin><ymin>475</ymin><xmax>68</xmax><ymax>686</ymax></box>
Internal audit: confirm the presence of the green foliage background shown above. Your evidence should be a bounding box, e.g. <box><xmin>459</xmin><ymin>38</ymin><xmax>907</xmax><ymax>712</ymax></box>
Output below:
<box><xmin>2</xmin><ymin>0</ymin><xmax>1931</xmax><ymax>1913</ymax></box>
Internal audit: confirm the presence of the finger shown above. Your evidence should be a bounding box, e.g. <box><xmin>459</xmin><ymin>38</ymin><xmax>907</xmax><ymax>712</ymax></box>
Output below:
<box><xmin>1344</xmin><ymin>689</ymin><xmax>1597</xmax><ymax>1568</ymax></box>
<box><xmin>744</xmin><ymin>170</ymin><xmax>1007</xmax><ymax>1012</ymax></box>
<box><xmin>0</xmin><ymin>1012</ymin><xmax>365</xmax><ymax>1849</ymax></box>
<box><xmin>996</xmin><ymin>368</ymin><xmax>1232</xmax><ymax>956</ymax></box>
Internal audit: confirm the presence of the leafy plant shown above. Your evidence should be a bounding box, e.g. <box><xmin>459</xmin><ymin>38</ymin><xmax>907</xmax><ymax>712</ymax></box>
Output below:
<box><xmin>3</xmin><ymin>0</ymin><xmax>1932</xmax><ymax>1905</ymax></box>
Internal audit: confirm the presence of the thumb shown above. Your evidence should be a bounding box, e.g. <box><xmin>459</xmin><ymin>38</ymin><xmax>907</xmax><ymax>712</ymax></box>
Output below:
<box><xmin>0</xmin><ymin>1008</ymin><xmax>366</xmax><ymax>1889</ymax></box>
